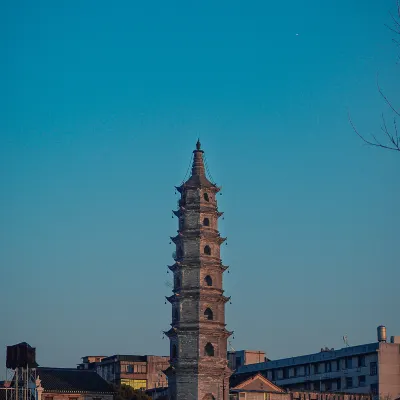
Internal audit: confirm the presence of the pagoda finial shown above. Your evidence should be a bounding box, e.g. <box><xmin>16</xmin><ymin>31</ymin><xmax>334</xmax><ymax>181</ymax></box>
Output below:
<box><xmin>192</xmin><ymin>139</ymin><xmax>205</xmax><ymax>176</ymax></box>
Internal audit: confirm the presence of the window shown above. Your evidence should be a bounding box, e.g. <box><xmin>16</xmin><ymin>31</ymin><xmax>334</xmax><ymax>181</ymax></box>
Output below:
<box><xmin>370</xmin><ymin>361</ymin><xmax>377</xmax><ymax>376</ymax></box>
<box><xmin>346</xmin><ymin>357</ymin><xmax>353</xmax><ymax>369</ymax></box>
<box><xmin>346</xmin><ymin>377</ymin><xmax>353</xmax><ymax>389</ymax></box>
<box><xmin>204</xmin><ymin>193</ymin><xmax>209</xmax><ymax>202</ymax></box>
<box><xmin>336</xmin><ymin>359</ymin><xmax>341</xmax><ymax>371</ymax></box>
<box><xmin>336</xmin><ymin>379</ymin><xmax>341</xmax><ymax>391</ymax></box>
<box><xmin>358</xmin><ymin>375</ymin><xmax>366</xmax><ymax>387</ymax></box>
<box><xmin>203</xmin><ymin>218</ymin><xmax>210</xmax><ymax>226</ymax></box>
<box><xmin>204</xmin><ymin>275</ymin><xmax>212</xmax><ymax>286</ymax></box>
<box><xmin>172</xmin><ymin>344</ymin><xmax>177</xmax><ymax>359</ymax></box>
<box><xmin>359</xmin><ymin>355</ymin><xmax>366</xmax><ymax>367</ymax></box>
<box><xmin>204</xmin><ymin>308</ymin><xmax>213</xmax><ymax>320</ymax></box>
<box><xmin>325</xmin><ymin>381</ymin><xmax>332</xmax><ymax>391</ymax></box>
<box><xmin>236</xmin><ymin>356</ymin><xmax>242</xmax><ymax>368</ymax></box>
<box><xmin>204</xmin><ymin>343</ymin><xmax>214</xmax><ymax>356</ymax></box>
<box><xmin>283</xmin><ymin>367</ymin><xmax>289</xmax><ymax>379</ymax></box>
<box><xmin>370</xmin><ymin>384</ymin><xmax>378</xmax><ymax>395</ymax></box>
<box><xmin>325</xmin><ymin>362</ymin><xmax>332</xmax><ymax>373</ymax></box>
<box><xmin>126</xmin><ymin>365</ymin><xmax>133</xmax><ymax>373</ymax></box>
<box><xmin>314</xmin><ymin>363</ymin><xmax>319</xmax><ymax>374</ymax></box>
<box><xmin>305</xmin><ymin>365</ymin><xmax>310</xmax><ymax>375</ymax></box>
<box><xmin>133</xmin><ymin>364</ymin><xmax>146</xmax><ymax>373</ymax></box>
<box><xmin>204</xmin><ymin>245</ymin><xmax>211</xmax><ymax>255</ymax></box>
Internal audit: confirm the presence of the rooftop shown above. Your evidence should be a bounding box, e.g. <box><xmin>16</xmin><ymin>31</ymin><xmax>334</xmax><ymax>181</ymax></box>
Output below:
<box><xmin>37</xmin><ymin>367</ymin><xmax>114</xmax><ymax>393</ymax></box>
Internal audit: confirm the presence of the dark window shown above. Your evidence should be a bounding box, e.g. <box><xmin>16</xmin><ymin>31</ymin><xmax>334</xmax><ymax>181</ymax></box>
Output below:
<box><xmin>370</xmin><ymin>384</ymin><xmax>378</xmax><ymax>395</ymax></box>
<box><xmin>358</xmin><ymin>375</ymin><xmax>366</xmax><ymax>387</ymax></box>
<box><xmin>359</xmin><ymin>355</ymin><xmax>366</xmax><ymax>367</ymax></box>
<box><xmin>346</xmin><ymin>377</ymin><xmax>353</xmax><ymax>389</ymax></box>
<box><xmin>337</xmin><ymin>379</ymin><xmax>341</xmax><ymax>391</ymax></box>
<box><xmin>283</xmin><ymin>367</ymin><xmax>289</xmax><ymax>379</ymax></box>
<box><xmin>314</xmin><ymin>363</ymin><xmax>319</xmax><ymax>374</ymax></box>
<box><xmin>204</xmin><ymin>245</ymin><xmax>211</xmax><ymax>255</ymax></box>
<box><xmin>336</xmin><ymin>359</ymin><xmax>341</xmax><ymax>371</ymax></box>
<box><xmin>305</xmin><ymin>365</ymin><xmax>310</xmax><ymax>375</ymax></box>
<box><xmin>236</xmin><ymin>356</ymin><xmax>242</xmax><ymax>368</ymax></box>
<box><xmin>370</xmin><ymin>361</ymin><xmax>377</xmax><ymax>375</ymax></box>
<box><xmin>204</xmin><ymin>308</ymin><xmax>213</xmax><ymax>320</ymax></box>
<box><xmin>204</xmin><ymin>193</ymin><xmax>209</xmax><ymax>202</ymax></box>
<box><xmin>325</xmin><ymin>381</ymin><xmax>332</xmax><ymax>391</ymax></box>
<box><xmin>203</xmin><ymin>218</ymin><xmax>210</xmax><ymax>226</ymax></box>
<box><xmin>271</xmin><ymin>369</ymin><xmax>276</xmax><ymax>381</ymax></box>
<box><xmin>325</xmin><ymin>362</ymin><xmax>332</xmax><ymax>373</ymax></box>
<box><xmin>204</xmin><ymin>275</ymin><xmax>212</xmax><ymax>286</ymax></box>
<box><xmin>346</xmin><ymin>357</ymin><xmax>353</xmax><ymax>369</ymax></box>
<box><xmin>172</xmin><ymin>344</ymin><xmax>177</xmax><ymax>359</ymax></box>
<box><xmin>204</xmin><ymin>343</ymin><xmax>214</xmax><ymax>356</ymax></box>
<box><xmin>127</xmin><ymin>365</ymin><xmax>133</xmax><ymax>373</ymax></box>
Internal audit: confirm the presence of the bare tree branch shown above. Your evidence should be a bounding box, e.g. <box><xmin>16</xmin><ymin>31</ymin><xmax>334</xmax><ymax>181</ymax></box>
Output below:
<box><xmin>349</xmin><ymin>112</ymin><xmax>400</xmax><ymax>151</ymax></box>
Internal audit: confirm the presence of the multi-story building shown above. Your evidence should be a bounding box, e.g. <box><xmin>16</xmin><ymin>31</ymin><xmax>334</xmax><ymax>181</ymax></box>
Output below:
<box><xmin>81</xmin><ymin>355</ymin><xmax>169</xmax><ymax>391</ymax></box>
<box><xmin>234</xmin><ymin>327</ymin><xmax>400</xmax><ymax>399</ymax></box>
<box><xmin>164</xmin><ymin>140</ymin><xmax>232</xmax><ymax>400</ymax></box>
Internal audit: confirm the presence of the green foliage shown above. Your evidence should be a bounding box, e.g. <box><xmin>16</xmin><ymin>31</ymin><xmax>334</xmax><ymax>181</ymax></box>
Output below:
<box><xmin>113</xmin><ymin>384</ymin><xmax>151</xmax><ymax>400</ymax></box>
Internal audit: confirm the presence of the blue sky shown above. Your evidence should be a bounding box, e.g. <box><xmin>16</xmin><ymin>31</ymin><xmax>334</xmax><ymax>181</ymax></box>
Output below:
<box><xmin>0</xmin><ymin>0</ymin><xmax>399</xmax><ymax>377</ymax></box>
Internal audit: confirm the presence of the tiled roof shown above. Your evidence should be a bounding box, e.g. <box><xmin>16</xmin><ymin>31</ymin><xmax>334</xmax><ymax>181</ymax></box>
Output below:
<box><xmin>37</xmin><ymin>368</ymin><xmax>114</xmax><ymax>393</ymax></box>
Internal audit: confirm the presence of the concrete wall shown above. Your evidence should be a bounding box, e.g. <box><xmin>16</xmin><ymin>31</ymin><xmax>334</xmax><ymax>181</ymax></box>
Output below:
<box><xmin>378</xmin><ymin>343</ymin><xmax>400</xmax><ymax>399</ymax></box>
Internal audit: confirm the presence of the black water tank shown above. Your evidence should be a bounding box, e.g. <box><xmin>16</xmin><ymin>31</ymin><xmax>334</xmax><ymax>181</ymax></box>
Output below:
<box><xmin>6</xmin><ymin>342</ymin><xmax>37</xmax><ymax>369</ymax></box>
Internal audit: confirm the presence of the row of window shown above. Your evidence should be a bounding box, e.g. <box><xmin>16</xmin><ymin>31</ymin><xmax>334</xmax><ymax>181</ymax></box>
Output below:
<box><xmin>271</xmin><ymin>359</ymin><xmax>377</xmax><ymax>380</ymax></box>
<box><xmin>171</xmin><ymin>342</ymin><xmax>216</xmax><ymax>358</ymax></box>
<box><xmin>297</xmin><ymin>376</ymin><xmax>371</xmax><ymax>392</ymax></box>
<box><xmin>173</xmin><ymin>307</ymin><xmax>214</xmax><ymax>321</ymax></box>
<box><xmin>174</xmin><ymin>274</ymin><xmax>213</xmax><ymax>289</ymax></box>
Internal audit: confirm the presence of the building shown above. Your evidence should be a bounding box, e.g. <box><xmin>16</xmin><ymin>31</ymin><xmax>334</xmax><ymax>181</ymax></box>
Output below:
<box><xmin>234</xmin><ymin>327</ymin><xmax>400</xmax><ymax>399</ymax></box>
<box><xmin>94</xmin><ymin>355</ymin><xmax>169</xmax><ymax>391</ymax></box>
<box><xmin>77</xmin><ymin>357</ymin><xmax>107</xmax><ymax>370</ymax></box>
<box><xmin>164</xmin><ymin>140</ymin><xmax>232</xmax><ymax>400</ymax></box>
<box><xmin>228</xmin><ymin>351</ymin><xmax>268</xmax><ymax>372</ymax></box>
<box><xmin>229</xmin><ymin>373</ymin><xmax>372</xmax><ymax>400</ymax></box>
<box><xmin>35</xmin><ymin>367</ymin><xmax>114</xmax><ymax>400</ymax></box>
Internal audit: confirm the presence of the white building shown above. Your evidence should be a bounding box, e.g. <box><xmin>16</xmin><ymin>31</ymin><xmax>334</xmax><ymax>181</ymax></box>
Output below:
<box><xmin>234</xmin><ymin>326</ymin><xmax>400</xmax><ymax>399</ymax></box>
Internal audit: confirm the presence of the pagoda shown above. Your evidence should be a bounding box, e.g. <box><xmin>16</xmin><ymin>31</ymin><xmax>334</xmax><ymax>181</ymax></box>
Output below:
<box><xmin>164</xmin><ymin>141</ymin><xmax>232</xmax><ymax>400</ymax></box>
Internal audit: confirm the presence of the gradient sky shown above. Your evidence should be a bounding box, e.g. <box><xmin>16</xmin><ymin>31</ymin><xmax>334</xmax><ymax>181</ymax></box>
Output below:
<box><xmin>1</xmin><ymin>0</ymin><xmax>399</xmax><ymax>379</ymax></box>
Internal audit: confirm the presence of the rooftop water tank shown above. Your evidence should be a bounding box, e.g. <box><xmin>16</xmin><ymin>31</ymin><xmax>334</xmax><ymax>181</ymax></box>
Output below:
<box><xmin>377</xmin><ymin>325</ymin><xmax>387</xmax><ymax>342</ymax></box>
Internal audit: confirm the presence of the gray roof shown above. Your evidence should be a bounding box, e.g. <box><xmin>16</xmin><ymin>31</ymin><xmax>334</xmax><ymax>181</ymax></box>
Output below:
<box><xmin>238</xmin><ymin>342</ymin><xmax>379</xmax><ymax>374</ymax></box>
<box><xmin>37</xmin><ymin>367</ymin><xmax>114</xmax><ymax>393</ymax></box>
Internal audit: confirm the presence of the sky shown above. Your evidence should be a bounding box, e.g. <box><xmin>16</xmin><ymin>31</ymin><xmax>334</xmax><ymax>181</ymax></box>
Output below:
<box><xmin>0</xmin><ymin>0</ymin><xmax>399</xmax><ymax>379</ymax></box>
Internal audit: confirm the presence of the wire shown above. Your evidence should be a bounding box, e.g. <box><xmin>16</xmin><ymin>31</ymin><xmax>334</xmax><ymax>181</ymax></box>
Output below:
<box><xmin>181</xmin><ymin>153</ymin><xmax>193</xmax><ymax>184</ymax></box>
<box><xmin>203</xmin><ymin>154</ymin><xmax>216</xmax><ymax>184</ymax></box>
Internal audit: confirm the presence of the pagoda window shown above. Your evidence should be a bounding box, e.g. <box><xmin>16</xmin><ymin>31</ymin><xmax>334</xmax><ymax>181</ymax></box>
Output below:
<box><xmin>204</xmin><ymin>192</ymin><xmax>209</xmax><ymax>202</ymax></box>
<box><xmin>204</xmin><ymin>275</ymin><xmax>212</xmax><ymax>286</ymax></box>
<box><xmin>204</xmin><ymin>245</ymin><xmax>211</xmax><ymax>255</ymax></box>
<box><xmin>203</xmin><ymin>217</ymin><xmax>210</xmax><ymax>226</ymax></box>
<box><xmin>204</xmin><ymin>308</ymin><xmax>213</xmax><ymax>320</ymax></box>
<box><xmin>204</xmin><ymin>343</ymin><xmax>214</xmax><ymax>357</ymax></box>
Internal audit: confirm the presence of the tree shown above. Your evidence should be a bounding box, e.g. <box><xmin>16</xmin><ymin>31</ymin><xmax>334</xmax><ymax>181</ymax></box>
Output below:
<box><xmin>114</xmin><ymin>384</ymin><xmax>151</xmax><ymax>400</ymax></box>
<box><xmin>350</xmin><ymin>0</ymin><xmax>400</xmax><ymax>152</ymax></box>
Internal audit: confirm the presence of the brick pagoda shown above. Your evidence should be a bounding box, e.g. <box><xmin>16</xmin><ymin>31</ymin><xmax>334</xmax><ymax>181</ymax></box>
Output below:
<box><xmin>164</xmin><ymin>141</ymin><xmax>232</xmax><ymax>400</ymax></box>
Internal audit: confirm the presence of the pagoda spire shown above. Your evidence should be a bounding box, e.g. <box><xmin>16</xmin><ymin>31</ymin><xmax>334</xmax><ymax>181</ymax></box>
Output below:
<box><xmin>191</xmin><ymin>139</ymin><xmax>205</xmax><ymax>177</ymax></box>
